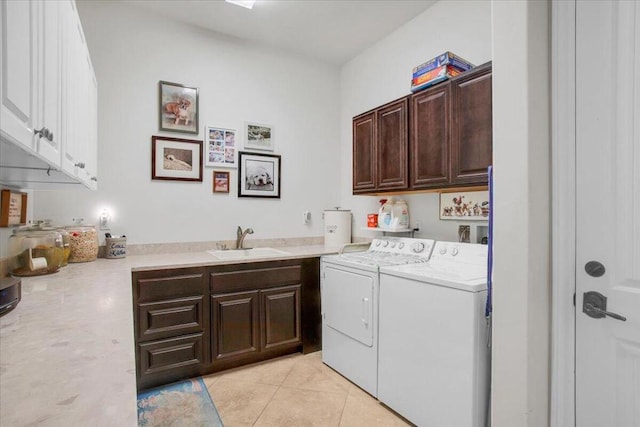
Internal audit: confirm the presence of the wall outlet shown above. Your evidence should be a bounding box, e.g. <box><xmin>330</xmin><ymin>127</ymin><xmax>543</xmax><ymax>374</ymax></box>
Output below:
<box><xmin>303</xmin><ymin>211</ymin><xmax>311</xmax><ymax>225</ymax></box>
<box><xmin>458</xmin><ymin>225</ymin><xmax>471</xmax><ymax>243</ymax></box>
<box><xmin>414</xmin><ymin>221</ymin><xmax>421</xmax><ymax>233</ymax></box>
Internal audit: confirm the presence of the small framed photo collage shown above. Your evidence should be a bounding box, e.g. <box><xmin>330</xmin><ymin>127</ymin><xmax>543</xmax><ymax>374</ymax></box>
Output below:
<box><xmin>205</xmin><ymin>126</ymin><xmax>236</xmax><ymax>168</ymax></box>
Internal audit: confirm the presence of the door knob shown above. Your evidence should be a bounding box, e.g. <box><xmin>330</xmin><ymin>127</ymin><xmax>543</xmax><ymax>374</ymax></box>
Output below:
<box><xmin>583</xmin><ymin>291</ymin><xmax>626</xmax><ymax>321</ymax></box>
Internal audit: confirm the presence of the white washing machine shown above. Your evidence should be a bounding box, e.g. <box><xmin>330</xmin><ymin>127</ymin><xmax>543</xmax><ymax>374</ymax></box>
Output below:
<box><xmin>378</xmin><ymin>241</ymin><xmax>490</xmax><ymax>427</ymax></box>
<box><xmin>320</xmin><ymin>237</ymin><xmax>435</xmax><ymax>397</ymax></box>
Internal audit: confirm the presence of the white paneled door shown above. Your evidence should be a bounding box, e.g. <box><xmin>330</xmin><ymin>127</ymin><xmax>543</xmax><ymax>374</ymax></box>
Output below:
<box><xmin>575</xmin><ymin>1</ymin><xmax>640</xmax><ymax>426</ymax></box>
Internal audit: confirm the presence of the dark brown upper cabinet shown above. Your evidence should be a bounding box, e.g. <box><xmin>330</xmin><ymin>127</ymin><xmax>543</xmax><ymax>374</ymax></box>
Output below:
<box><xmin>450</xmin><ymin>62</ymin><xmax>493</xmax><ymax>185</ymax></box>
<box><xmin>352</xmin><ymin>112</ymin><xmax>376</xmax><ymax>192</ymax></box>
<box><xmin>410</xmin><ymin>83</ymin><xmax>451</xmax><ymax>189</ymax></box>
<box><xmin>353</xmin><ymin>97</ymin><xmax>408</xmax><ymax>194</ymax></box>
<box><xmin>353</xmin><ymin>62</ymin><xmax>492</xmax><ymax>194</ymax></box>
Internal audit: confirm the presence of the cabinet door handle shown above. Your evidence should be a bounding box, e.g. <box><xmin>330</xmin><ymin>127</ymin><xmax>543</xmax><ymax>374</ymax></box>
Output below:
<box><xmin>90</xmin><ymin>176</ymin><xmax>97</xmax><ymax>182</ymax></box>
<box><xmin>74</xmin><ymin>162</ymin><xmax>86</xmax><ymax>169</ymax></box>
<box><xmin>34</xmin><ymin>127</ymin><xmax>53</xmax><ymax>141</ymax></box>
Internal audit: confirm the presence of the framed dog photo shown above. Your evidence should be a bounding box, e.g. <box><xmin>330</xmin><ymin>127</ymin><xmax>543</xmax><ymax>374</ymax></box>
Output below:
<box><xmin>213</xmin><ymin>171</ymin><xmax>230</xmax><ymax>193</ymax></box>
<box><xmin>238</xmin><ymin>151</ymin><xmax>281</xmax><ymax>198</ymax></box>
<box><xmin>205</xmin><ymin>126</ymin><xmax>237</xmax><ymax>168</ymax></box>
<box><xmin>159</xmin><ymin>81</ymin><xmax>199</xmax><ymax>134</ymax></box>
<box><xmin>244</xmin><ymin>122</ymin><xmax>274</xmax><ymax>151</ymax></box>
<box><xmin>439</xmin><ymin>190</ymin><xmax>489</xmax><ymax>220</ymax></box>
<box><xmin>151</xmin><ymin>135</ymin><xmax>203</xmax><ymax>182</ymax></box>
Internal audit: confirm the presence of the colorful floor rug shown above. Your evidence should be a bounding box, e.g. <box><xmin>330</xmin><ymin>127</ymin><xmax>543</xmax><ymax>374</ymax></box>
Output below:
<box><xmin>137</xmin><ymin>377</ymin><xmax>223</xmax><ymax>426</ymax></box>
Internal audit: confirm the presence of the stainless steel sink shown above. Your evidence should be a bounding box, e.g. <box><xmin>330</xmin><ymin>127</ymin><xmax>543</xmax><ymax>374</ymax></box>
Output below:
<box><xmin>206</xmin><ymin>247</ymin><xmax>291</xmax><ymax>260</ymax></box>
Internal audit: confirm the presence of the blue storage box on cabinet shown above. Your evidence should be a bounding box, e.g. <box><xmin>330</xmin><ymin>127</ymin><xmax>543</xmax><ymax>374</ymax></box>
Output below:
<box><xmin>412</xmin><ymin>51</ymin><xmax>474</xmax><ymax>78</ymax></box>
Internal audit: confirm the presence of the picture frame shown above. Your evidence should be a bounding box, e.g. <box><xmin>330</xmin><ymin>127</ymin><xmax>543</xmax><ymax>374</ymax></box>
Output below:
<box><xmin>159</xmin><ymin>80</ymin><xmax>199</xmax><ymax>134</ymax></box>
<box><xmin>439</xmin><ymin>190</ymin><xmax>489</xmax><ymax>220</ymax></box>
<box><xmin>238</xmin><ymin>151</ymin><xmax>281</xmax><ymax>198</ymax></box>
<box><xmin>0</xmin><ymin>190</ymin><xmax>27</xmax><ymax>227</ymax></box>
<box><xmin>213</xmin><ymin>171</ymin><xmax>230</xmax><ymax>193</ymax></box>
<box><xmin>151</xmin><ymin>135</ymin><xmax>203</xmax><ymax>182</ymax></box>
<box><xmin>205</xmin><ymin>126</ymin><xmax>237</xmax><ymax>168</ymax></box>
<box><xmin>244</xmin><ymin>122</ymin><xmax>274</xmax><ymax>151</ymax></box>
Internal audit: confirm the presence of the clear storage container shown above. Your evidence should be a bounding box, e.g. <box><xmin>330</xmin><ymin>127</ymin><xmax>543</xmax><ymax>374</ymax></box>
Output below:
<box><xmin>65</xmin><ymin>219</ymin><xmax>98</xmax><ymax>263</ymax></box>
<box><xmin>9</xmin><ymin>225</ymin><xmax>64</xmax><ymax>276</ymax></box>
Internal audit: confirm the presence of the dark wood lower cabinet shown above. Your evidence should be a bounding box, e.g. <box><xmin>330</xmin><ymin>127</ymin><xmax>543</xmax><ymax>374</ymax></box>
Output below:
<box><xmin>211</xmin><ymin>290</ymin><xmax>260</xmax><ymax>362</ymax></box>
<box><xmin>132</xmin><ymin>258</ymin><xmax>320</xmax><ymax>391</ymax></box>
<box><xmin>138</xmin><ymin>333</ymin><xmax>205</xmax><ymax>377</ymax></box>
<box><xmin>261</xmin><ymin>284</ymin><xmax>301</xmax><ymax>351</ymax></box>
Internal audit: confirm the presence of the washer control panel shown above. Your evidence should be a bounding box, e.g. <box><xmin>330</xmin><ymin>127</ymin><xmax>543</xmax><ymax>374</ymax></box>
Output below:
<box><xmin>370</xmin><ymin>238</ymin><xmax>435</xmax><ymax>258</ymax></box>
<box><xmin>430</xmin><ymin>241</ymin><xmax>488</xmax><ymax>265</ymax></box>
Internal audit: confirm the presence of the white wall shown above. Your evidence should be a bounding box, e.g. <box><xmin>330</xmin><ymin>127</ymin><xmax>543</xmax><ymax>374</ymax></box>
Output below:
<box><xmin>491</xmin><ymin>0</ymin><xmax>551</xmax><ymax>425</ymax></box>
<box><xmin>32</xmin><ymin>1</ymin><xmax>341</xmax><ymax>245</ymax></box>
<box><xmin>339</xmin><ymin>0</ymin><xmax>492</xmax><ymax>241</ymax></box>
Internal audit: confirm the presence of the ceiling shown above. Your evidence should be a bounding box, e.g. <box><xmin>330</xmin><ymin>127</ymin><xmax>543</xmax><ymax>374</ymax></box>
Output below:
<box><xmin>123</xmin><ymin>0</ymin><xmax>437</xmax><ymax>65</ymax></box>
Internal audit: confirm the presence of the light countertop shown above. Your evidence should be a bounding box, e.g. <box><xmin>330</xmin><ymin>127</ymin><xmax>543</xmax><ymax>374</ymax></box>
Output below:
<box><xmin>0</xmin><ymin>244</ymin><xmax>335</xmax><ymax>427</ymax></box>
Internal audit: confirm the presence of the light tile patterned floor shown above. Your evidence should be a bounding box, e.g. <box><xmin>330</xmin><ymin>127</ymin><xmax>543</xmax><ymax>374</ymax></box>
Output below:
<box><xmin>202</xmin><ymin>351</ymin><xmax>412</xmax><ymax>427</ymax></box>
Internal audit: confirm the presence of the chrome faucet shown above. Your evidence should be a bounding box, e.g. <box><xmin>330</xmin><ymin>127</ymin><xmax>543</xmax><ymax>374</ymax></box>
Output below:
<box><xmin>236</xmin><ymin>226</ymin><xmax>254</xmax><ymax>249</ymax></box>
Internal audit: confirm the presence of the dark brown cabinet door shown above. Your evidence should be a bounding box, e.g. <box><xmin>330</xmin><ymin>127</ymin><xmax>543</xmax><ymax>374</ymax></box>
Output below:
<box><xmin>352</xmin><ymin>112</ymin><xmax>376</xmax><ymax>193</ymax></box>
<box><xmin>261</xmin><ymin>284</ymin><xmax>301</xmax><ymax>351</ymax></box>
<box><xmin>376</xmin><ymin>97</ymin><xmax>408</xmax><ymax>190</ymax></box>
<box><xmin>211</xmin><ymin>290</ymin><xmax>260</xmax><ymax>362</ymax></box>
<box><xmin>450</xmin><ymin>63</ymin><xmax>493</xmax><ymax>185</ymax></box>
<box><xmin>410</xmin><ymin>84</ymin><xmax>451</xmax><ymax>189</ymax></box>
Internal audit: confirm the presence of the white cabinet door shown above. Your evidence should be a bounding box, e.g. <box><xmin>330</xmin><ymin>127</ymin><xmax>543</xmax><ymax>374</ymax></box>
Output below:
<box><xmin>85</xmin><ymin>66</ymin><xmax>98</xmax><ymax>190</ymax></box>
<box><xmin>60</xmin><ymin>1</ymin><xmax>83</xmax><ymax>178</ymax></box>
<box><xmin>0</xmin><ymin>0</ymin><xmax>38</xmax><ymax>150</ymax></box>
<box><xmin>76</xmin><ymin>52</ymin><xmax>97</xmax><ymax>188</ymax></box>
<box><xmin>36</xmin><ymin>0</ymin><xmax>62</xmax><ymax>166</ymax></box>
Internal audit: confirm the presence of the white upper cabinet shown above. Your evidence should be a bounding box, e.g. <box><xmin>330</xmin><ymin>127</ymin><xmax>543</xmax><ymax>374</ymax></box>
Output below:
<box><xmin>37</xmin><ymin>0</ymin><xmax>63</xmax><ymax>166</ymax></box>
<box><xmin>0</xmin><ymin>0</ymin><xmax>38</xmax><ymax>152</ymax></box>
<box><xmin>0</xmin><ymin>0</ymin><xmax>97</xmax><ymax>190</ymax></box>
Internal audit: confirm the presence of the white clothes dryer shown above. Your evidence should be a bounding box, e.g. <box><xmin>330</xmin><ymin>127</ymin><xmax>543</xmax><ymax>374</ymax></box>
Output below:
<box><xmin>320</xmin><ymin>237</ymin><xmax>435</xmax><ymax>397</ymax></box>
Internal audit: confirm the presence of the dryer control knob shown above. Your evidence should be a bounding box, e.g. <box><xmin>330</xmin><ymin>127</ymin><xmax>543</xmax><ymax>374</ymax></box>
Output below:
<box><xmin>411</xmin><ymin>242</ymin><xmax>425</xmax><ymax>253</ymax></box>
<box><xmin>389</xmin><ymin>242</ymin><xmax>396</xmax><ymax>248</ymax></box>
<box><xmin>439</xmin><ymin>247</ymin><xmax>447</xmax><ymax>255</ymax></box>
<box><xmin>375</xmin><ymin>240</ymin><xmax>381</xmax><ymax>246</ymax></box>
<box><xmin>398</xmin><ymin>242</ymin><xmax>405</xmax><ymax>249</ymax></box>
<box><xmin>383</xmin><ymin>240</ymin><xmax>389</xmax><ymax>247</ymax></box>
<box><xmin>451</xmin><ymin>247</ymin><xmax>459</xmax><ymax>256</ymax></box>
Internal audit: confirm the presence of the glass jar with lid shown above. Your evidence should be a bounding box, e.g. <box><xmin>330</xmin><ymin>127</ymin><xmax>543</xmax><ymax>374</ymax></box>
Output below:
<box><xmin>65</xmin><ymin>219</ymin><xmax>98</xmax><ymax>263</ymax></box>
<box><xmin>36</xmin><ymin>219</ymin><xmax>71</xmax><ymax>267</ymax></box>
<box><xmin>9</xmin><ymin>224</ymin><xmax>64</xmax><ymax>276</ymax></box>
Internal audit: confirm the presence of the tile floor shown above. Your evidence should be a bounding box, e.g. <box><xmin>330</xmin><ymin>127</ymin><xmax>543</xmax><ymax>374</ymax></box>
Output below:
<box><xmin>202</xmin><ymin>351</ymin><xmax>412</xmax><ymax>427</ymax></box>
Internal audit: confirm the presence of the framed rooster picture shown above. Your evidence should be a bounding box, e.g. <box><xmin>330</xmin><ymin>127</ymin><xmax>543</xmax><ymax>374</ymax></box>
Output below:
<box><xmin>439</xmin><ymin>190</ymin><xmax>489</xmax><ymax>220</ymax></box>
<box><xmin>159</xmin><ymin>81</ymin><xmax>199</xmax><ymax>134</ymax></box>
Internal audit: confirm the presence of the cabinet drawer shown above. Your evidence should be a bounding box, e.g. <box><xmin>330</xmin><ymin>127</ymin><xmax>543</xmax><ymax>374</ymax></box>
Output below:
<box><xmin>211</xmin><ymin>265</ymin><xmax>301</xmax><ymax>292</ymax></box>
<box><xmin>136</xmin><ymin>272</ymin><xmax>205</xmax><ymax>302</ymax></box>
<box><xmin>138</xmin><ymin>333</ymin><xmax>204</xmax><ymax>376</ymax></box>
<box><xmin>138</xmin><ymin>296</ymin><xmax>204</xmax><ymax>342</ymax></box>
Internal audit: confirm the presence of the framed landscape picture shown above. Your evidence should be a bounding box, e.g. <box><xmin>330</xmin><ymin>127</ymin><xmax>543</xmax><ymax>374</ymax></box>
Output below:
<box><xmin>238</xmin><ymin>151</ymin><xmax>280</xmax><ymax>198</ymax></box>
<box><xmin>151</xmin><ymin>135</ymin><xmax>203</xmax><ymax>182</ymax></box>
<box><xmin>244</xmin><ymin>122</ymin><xmax>274</xmax><ymax>151</ymax></box>
<box><xmin>159</xmin><ymin>81</ymin><xmax>199</xmax><ymax>134</ymax></box>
